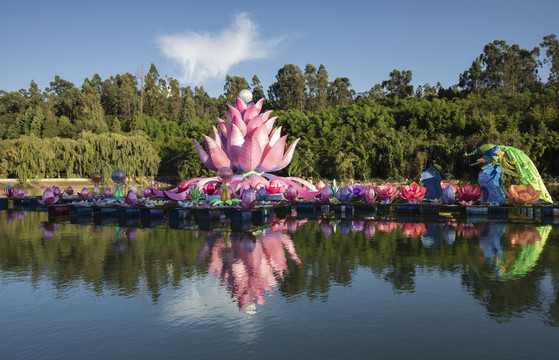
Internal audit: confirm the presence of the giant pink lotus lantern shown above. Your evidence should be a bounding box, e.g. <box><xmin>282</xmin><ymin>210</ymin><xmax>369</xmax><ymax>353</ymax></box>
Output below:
<box><xmin>183</xmin><ymin>91</ymin><xmax>319</xmax><ymax>199</ymax></box>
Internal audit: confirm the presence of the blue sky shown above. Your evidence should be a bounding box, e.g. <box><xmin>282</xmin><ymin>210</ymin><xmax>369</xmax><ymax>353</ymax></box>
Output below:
<box><xmin>1</xmin><ymin>0</ymin><xmax>557</xmax><ymax>97</ymax></box>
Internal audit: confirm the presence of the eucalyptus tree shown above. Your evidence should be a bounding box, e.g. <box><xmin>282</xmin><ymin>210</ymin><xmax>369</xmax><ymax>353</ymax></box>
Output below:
<box><xmin>268</xmin><ymin>64</ymin><xmax>306</xmax><ymax>111</ymax></box>
<box><xmin>251</xmin><ymin>75</ymin><xmax>265</xmax><ymax>101</ymax></box>
<box><xmin>541</xmin><ymin>33</ymin><xmax>559</xmax><ymax>85</ymax></box>
<box><xmin>223</xmin><ymin>75</ymin><xmax>250</xmax><ymax>104</ymax></box>
<box><xmin>144</xmin><ymin>63</ymin><xmax>168</xmax><ymax>118</ymax></box>
<box><xmin>328</xmin><ymin>77</ymin><xmax>354</xmax><ymax>106</ymax></box>
<box><xmin>304</xmin><ymin>64</ymin><xmax>318</xmax><ymax>112</ymax></box>
<box><xmin>382</xmin><ymin>69</ymin><xmax>414</xmax><ymax>98</ymax></box>
<box><xmin>460</xmin><ymin>40</ymin><xmax>541</xmax><ymax>94</ymax></box>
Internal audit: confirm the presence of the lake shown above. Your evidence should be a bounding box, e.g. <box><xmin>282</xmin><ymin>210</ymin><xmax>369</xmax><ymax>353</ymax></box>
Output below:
<box><xmin>1</xmin><ymin>207</ymin><xmax>558</xmax><ymax>359</ymax></box>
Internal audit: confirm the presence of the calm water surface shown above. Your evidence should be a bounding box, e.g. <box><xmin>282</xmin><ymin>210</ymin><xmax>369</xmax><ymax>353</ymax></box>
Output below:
<box><xmin>1</xmin><ymin>208</ymin><xmax>559</xmax><ymax>359</ymax></box>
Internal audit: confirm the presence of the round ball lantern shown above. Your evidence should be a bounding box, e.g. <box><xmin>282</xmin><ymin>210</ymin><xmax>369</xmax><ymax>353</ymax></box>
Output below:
<box><xmin>239</xmin><ymin>89</ymin><xmax>253</xmax><ymax>104</ymax></box>
<box><xmin>111</xmin><ymin>169</ymin><xmax>126</xmax><ymax>184</ymax></box>
<box><xmin>111</xmin><ymin>169</ymin><xmax>127</xmax><ymax>200</ymax></box>
<box><xmin>90</xmin><ymin>172</ymin><xmax>103</xmax><ymax>194</ymax></box>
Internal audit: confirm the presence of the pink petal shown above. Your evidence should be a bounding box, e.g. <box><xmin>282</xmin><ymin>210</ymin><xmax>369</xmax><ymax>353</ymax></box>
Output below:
<box><xmin>212</xmin><ymin>125</ymin><xmax>224</xmax><ymax>150</ymax></box>
<box><xmin>228</xmin><ymin>104</ymin><xmax>243</xmax><ymax>125</ymax></box>
<box><xmin>227</xmin><ymin>124</ymin><xmax>245</xmax><ymax>171</ymax></box>
<box><xmin>243</xmin><ymin>98</ymin><xmax>264</xmax><ymax>122</ymax></box>
<box><xmin>231</xmin><ymin>112</ymin><xmax>247</xmax><ymax>137</ymax></box>
<box><xmin>258</xmin><ymin>135</ymin><xmax>287</xmax><ymax>172</ymax></box>
<box><xmin>204</xmin><ymin>135</ymin><xmax>232</xmax><ymax>169</ymax></box>
<box><xmin>253</xmin><ymin>98</ymin><xmax>264</xmax><ymax>114</ymax></box>
<box><xmin>192</xmin><ymin>139</ymin><xmax>218</xmax><ymax>171</ymax></box>
<box><xmin>264</xmin><ymin>117</ymin><xmax>277</xmax><ymax>134</ymax></box>
<box><xmin>269</xmin><ymin>138</ymin><xmax>300</xmax><ymax>172</ymax></box>
<box><xmin>252</xmin><ymin>125</ymin><xmax>270</xmax><ymax>153</ymax></box>
<box><xmin>163</xmin><ymin>190</ymin><xmax>188</xmax><ymax>201</ymax></box>
<box><xmin>246</xmin><ymin>114</ymin><xmax>266</xmax><ymax>136</ymax></box>
<box><xmin>238</xmin><ymin>137</ymin><xmax>262</xmax><ymax>172</ymax></box>
<box><xmin>235</xmin><ymin>98</ymin><xmax>247</xmax><ymax>114</ymax></box>
<box><xmin>268</xmin><ymin>126</ymin><xmax>282</xmax><ymax>148</ymax></box>
<box><xmin>217</xmin><ymin>118</ymin><xmax>229</xmax><ymax>139</ymax></box>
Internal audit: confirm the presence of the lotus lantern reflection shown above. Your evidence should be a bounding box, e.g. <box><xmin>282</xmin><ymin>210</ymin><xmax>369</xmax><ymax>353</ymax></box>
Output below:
<box><xmin>456</xmin><ymin>184</ymin><xmax>482</xmax><ymax>205</ymax></box>
<box><xmin>505</xmin><ymin>184</ymin><xmax>541</xmax><ymax>205</ymax></box>
<box><xmin>375</xmin><ymin>183</ymin><xmax>400</xmax><ymax>203</ymax></box>
<box><xmin>37</xmin><ymin>187</ymin><xmax>60</xmax><ymax>205</ymax></box>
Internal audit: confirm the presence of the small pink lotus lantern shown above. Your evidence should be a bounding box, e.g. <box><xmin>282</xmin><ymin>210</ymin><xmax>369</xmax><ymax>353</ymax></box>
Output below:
<box><xmin>316</xmin><ymin>180</ymin><xmax>326</xmax><ymax>190</ymax></box>
<box><xmin>375</xmin><ymin>183</ymin><xmax>400</xmax><ymax>203</ymax></box>
<box><xmin>319</xmin><ymin>186</ymin><xmax>333</xmax><ymax>203</ymax></box>
<box><xmin>104</xmin><ymin>188</ymin><xmax>113</xmax><ymax>198</ymax></box>
<box><xmin>363</xmin><ymin>186</ymin><xmax>377</xmax><ymax>203</ymax></box>
<box><xmin>241</xmin><ymin>188</ymin><xmax>256</xmax><ymax>209</ymax></box>
<box><xmin>456</xmin><ymin>184</ymin><xmax>482</xmax><ymax>205</ymax></box>
<box><xmin>400</xmin><ymin>182</ymin><xmax>426</xmax><ymax>203</ymax></box>
<box><xmin>79</xmin><ymin>188</ymin><xmax>89</xmax><ymax>201</ymax></box>
<box><xmin>52</xmin><ymin>187</ymin><xmax>61</xmax><ymax>197</ymax></box>
<box><xmin>265</xmin><ymin>179</ymin><xmax>284</xmax><ymax>194</ymax></box>
<box><xmin>124</xmin><ymin>190</ymin><xmax>143</xmax><ymax>205</ymax></box>
<box><xmin>65</xmin><ymin>186</ymin><xmax>74</xmax><ymax>195</ymax></box>
<box><xmin>141</xmin><ymin>186</ymin><xmax>154</xmax><ymax>198</ymax></box>
<box><xmin>37</xmin><ymin>187</ymin><xmax>60</xmax><ymax>205</ymax></box>
<box><xmin>13</xmin><ymin>188</ymin><xmax>28</xmax><ymax>199</ymax></box>
<box><xmin>284</xmin><ymin>185</ymin><xmax>298</xmax><ymax>201</ymax></box>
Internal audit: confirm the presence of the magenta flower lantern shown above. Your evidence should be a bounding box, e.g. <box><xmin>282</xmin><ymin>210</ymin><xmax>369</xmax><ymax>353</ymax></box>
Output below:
<box><xmin>37</xmin><ymin>187</ymin><xmax>60</xmax><ymax>206</ymax></box>
<box><xmin>375</xmin><ymin>183</ymin><xmax>400</xmax><ymax>202</ymax></box>
<box><xmin>363</xmin><ymin>186</ymin><xmax>377</xmax><ymax>203</ymax></box>
<box><xmin>79</xmin><ymin>188</ymin><xmax>89</xmax><ymax>201</ymax></box>
<box><xmin>65</xmin><ymin>186</ymin><xmax>74</xmax><ymax>195</ymax></box>
<box><xmin>13</xmin><ymin>188</ymin><xmax>28</xmax><ymax>199</ymax></box>
<box><xmin>319</xmin><ymin>186</ymin><xmax>333</xmax><ymax>203</ymax></box>
<box><xmin>284</xmin><ymin>185</ymin><xmax>298</xmax><ymax>201</ymax></box>
<box><xmin>241</xmin><ymin>189</ymin><xmax>256</xmax><ymax>209</ymax></box>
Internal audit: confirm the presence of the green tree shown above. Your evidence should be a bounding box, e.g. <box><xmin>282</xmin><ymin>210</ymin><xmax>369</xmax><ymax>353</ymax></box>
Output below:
<box><xmin>541</xmin><ymin>34</ymin><xmax>559</xmax><ymax>85</ymax></box>
<box><xmin>328</xmin><ymin>77</ymin><xmax>354</xmax><ymax>106</ymax></box>
<box><xmin>382</xmin><ymin>69</ymin><xmax>413</xmax><ymax>98</ymax></box>
<box><xmin>268</xmin><ymin>64</ymin><xmax>306</xmax><ymax>111</ymax></box>
<box><xmin>251</xmin><ymin>75</ymin><xmax>265</xmax><ymax>101</ymax></box>
<box><xmin>223</xmin><ymin>75</ymin><xmax>250</xmax><ymax>104</ymax></box>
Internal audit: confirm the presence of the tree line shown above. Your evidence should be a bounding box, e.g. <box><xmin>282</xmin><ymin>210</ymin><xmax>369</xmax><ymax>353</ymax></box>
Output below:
<box><xmin>0</xmin><ymin>34</ymin><xmax>558</xmax><ymax>183</ymax></box>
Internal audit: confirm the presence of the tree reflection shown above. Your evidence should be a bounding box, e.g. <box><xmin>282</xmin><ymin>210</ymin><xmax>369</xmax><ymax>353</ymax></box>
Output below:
<box><xmin>0</xmin><ymin>210</ymin><xmax>558</xmax><ymax>324</ymax></box>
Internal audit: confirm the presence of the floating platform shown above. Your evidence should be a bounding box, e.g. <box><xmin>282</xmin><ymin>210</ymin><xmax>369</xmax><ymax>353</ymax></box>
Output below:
<box><xmin>3</xmin><ymin>197</ymin><xmax>559</xmax><ymax>230</ymax></box>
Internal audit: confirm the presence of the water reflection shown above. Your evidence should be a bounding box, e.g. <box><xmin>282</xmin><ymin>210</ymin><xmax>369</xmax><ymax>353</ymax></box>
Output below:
<box><xmin>0</xmin><ymin>209</ymin><xmax>557</xmax><ymax>324</ymax></box>
<box><xmin>196</xmin><ymin>228</ymin><xmax>301</xmax><ymax>313</ymax></box>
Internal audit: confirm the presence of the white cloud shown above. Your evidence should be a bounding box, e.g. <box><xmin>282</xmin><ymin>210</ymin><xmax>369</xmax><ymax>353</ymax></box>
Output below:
<box><xmin>158</xmin><ymin>13</ymin><xmax>280</xmax><ymax>85</ymax></box>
